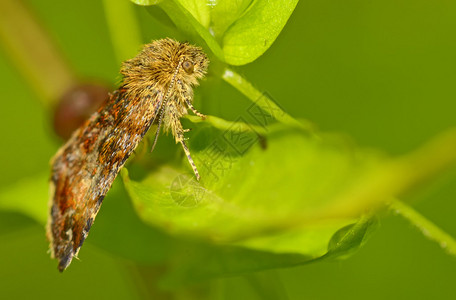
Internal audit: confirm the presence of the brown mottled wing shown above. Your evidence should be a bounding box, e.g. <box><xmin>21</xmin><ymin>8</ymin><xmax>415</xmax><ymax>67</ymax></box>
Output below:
<box><xmin>47</xmin><ymin>88</ymin><xmax>162</xmax><ymax>271</ymax></box>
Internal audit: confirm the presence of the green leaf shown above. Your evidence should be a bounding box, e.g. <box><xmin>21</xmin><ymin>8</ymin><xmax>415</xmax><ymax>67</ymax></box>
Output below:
<box><xmin>177</xmin><ymin>0</ymin><xmax>210</xmax><ymax>28</ymax></box>
<box><xmin>122</xmin><ymin>124</ymin><xmax>383</xmax><ymax>256</ymax></box>
<box><xmin>221</xmin><ymin>0</ymin><xmax>299</xmax><ymax>65</ymax></box>
<box><xmin>135</xmin><ymin>0</ymin><xmax>299</xmax><ymax>65</ymax></box>
<box><xmin>4</xmin><ymin>124</ymin><xmax>456</xmax><ymax>282</ymax></box>
<box><xmin>325</xmin><ymin>214</ymin><xmax>379</xmax><ymax>259</ymax></box>
<box><xmin>158</xmin><ymin>0</ymin><xmax>225</xmax><ymax>60</ymax></box>
<box><xmin>209</xmin><ymin>0</ymin><xmax>253</xmax><ymax>38</ymax></box>
<box><xmin>122</xmin><ymin>118</ymin><xmax>456</xmax><ymax>276</ymax></box>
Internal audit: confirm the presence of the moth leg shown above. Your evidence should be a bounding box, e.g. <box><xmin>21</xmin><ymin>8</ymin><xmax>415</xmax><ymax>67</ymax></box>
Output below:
<box><xmin>185</xmin><ymin>99</ymin><xmax>206</xmax><ymax>119</ymax></box>
<box><xmin>185</xmin><ymin>100</ymin><xmax>206</xmax><ymax>119</ymax></box>
<box><xmin>177</xmin><ymin>79</ymin><xmax>206</xmax><ymax>119</ymax></box>
<box><xmin>179</xmin><ymin>136</ymin><xmax>200</xmax><ymax>181</ymax></box>
<box><xmin>169</xmin><ymin>104</ymin><xmax>200</xmax><ymax>180</ymax></box>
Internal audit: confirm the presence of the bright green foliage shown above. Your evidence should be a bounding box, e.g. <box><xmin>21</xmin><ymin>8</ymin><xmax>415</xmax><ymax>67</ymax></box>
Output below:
<box><xmin>143</xmin><ymin>0</ymin><xmax>299</xmax><ymax>65</ymax></box>
<box><xmin>325</xmin><ymin>214</ymin><xmax>379</xmax><ymax>259</ymax></box>
<box><xmin>221</xmin><ymin>0</ymin><xmax>299</xmax><ymax>65</ymax></box>
<box><xmin>208</xmin><ymin>0</ymin><xmax>252</xmax><ymax>38</ymax></box>
<box><xmin>177</xmin><ymin>0</ymin><xmax>211</xmax><ymax>28</ymax></box>
<box><xmin>122</xmin><ymin>124</ymin><xmax>383</xmax><ymax>252</ymax></box>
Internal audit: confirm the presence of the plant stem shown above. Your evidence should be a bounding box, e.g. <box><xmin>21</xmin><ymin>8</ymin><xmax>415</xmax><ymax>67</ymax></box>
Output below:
<box><xmin>390</xmin><ymin>200</ymin><xmax>456</xmax><ymax>257</ymax></box>
<box><xmin>221</xmin><ymin>67</ymin><xmax>313</xmax><ymax>131</ymax></box>
<box><xmin>185</xmin><ymin>114</ymin><xmax>268</xmax><ymax>135</ymax></box>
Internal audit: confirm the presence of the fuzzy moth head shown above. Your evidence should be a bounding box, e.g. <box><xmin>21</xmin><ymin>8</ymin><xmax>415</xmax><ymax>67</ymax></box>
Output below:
<box><xmin>120</xmin><ymin>38</ymin><xmax>209</xmax><ymax>90</ymax></box>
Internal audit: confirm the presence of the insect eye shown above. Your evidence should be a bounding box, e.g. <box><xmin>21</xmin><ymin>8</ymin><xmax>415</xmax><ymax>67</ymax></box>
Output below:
<box><xmin>182</xmin><ymin>60</ymin><xmax>194</xmax><ymax>74</ymax></box>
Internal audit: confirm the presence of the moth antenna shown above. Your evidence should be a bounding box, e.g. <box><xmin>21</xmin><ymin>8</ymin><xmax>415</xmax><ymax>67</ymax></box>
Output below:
<box><xmin>150</xmin><ymin>58</ymin><xmax>184</xmax><ymax>153</ymax></box>
<box><xmin>150</xmin><ymin>102</ymin><xmax>167</xmax><ymax>152</ymax></box>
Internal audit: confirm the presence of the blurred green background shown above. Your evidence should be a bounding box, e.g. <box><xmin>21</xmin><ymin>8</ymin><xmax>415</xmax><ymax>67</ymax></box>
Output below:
<box><xmin>1</xmin><ymin>0</ymin><xmax>455</xmax><ymax>299</ymax></box>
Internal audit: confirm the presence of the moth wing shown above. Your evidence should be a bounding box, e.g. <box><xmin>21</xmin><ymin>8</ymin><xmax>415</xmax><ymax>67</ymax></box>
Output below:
<box><xmin>47</xmin><ymin>89</ymin><xmax>162</xmax><ymax>271</ymax></box>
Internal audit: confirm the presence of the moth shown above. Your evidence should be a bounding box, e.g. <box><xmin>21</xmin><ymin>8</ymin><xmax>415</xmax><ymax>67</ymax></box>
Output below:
<box><xmin>47</xmin><ymin>38</ymin><xmax>209</xmax><ymax>271</ymax></box>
